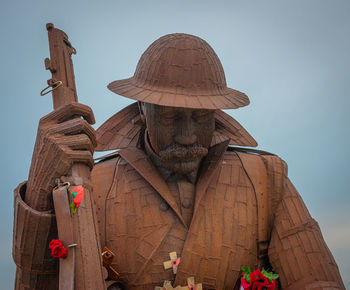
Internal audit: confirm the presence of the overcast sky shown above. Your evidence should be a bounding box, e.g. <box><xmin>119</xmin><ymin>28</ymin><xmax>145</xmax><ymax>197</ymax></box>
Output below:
<box><xmin>1</xmin><ymin>0</ymin><xmax>349</xmax><ymax>288</ymax></box>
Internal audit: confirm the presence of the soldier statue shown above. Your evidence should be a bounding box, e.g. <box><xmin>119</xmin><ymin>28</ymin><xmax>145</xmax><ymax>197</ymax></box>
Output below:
<box><xmin>13</xmin><ymin>32</ymin><xmax>345</xmax><ymax>289</ymax></box>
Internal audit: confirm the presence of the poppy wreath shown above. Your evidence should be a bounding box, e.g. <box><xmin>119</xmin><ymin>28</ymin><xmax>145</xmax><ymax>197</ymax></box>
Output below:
<box><xmin>241</xmin><ymin>266</ymin><xmax>278</xmax><ymax>290</ymax></box>
<box><xmin>49</xmin><ymin>239</ymin><xmax>67</xmax><ymax>259</ymax></box>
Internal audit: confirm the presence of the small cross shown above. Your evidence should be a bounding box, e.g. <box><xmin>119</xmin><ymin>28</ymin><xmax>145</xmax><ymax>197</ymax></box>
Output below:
<box><xmin>155</xmin><ymin>277</ymin><xmax>203</xmax><ymax>290</ymax></box>
<box><xmin>180</xmin><ymin>277</ymin><xmax>203</xmax><ymax>290</ymax></box>
<box><xmin>155</xmin><ymin>280</ymin><xmax>181</xmax><ymax>290</ymax></box>
<box><xmin>163</xmin><ymin>251</ymin><xmax>181</xmax><ymax>274</ymax></box>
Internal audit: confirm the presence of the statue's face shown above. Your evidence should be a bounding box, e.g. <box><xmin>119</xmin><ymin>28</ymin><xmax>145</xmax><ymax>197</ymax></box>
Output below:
<box><xmin>141</xmin><ymin>103</ymin><xmax>215</xmax><ymax>175</ymax></box>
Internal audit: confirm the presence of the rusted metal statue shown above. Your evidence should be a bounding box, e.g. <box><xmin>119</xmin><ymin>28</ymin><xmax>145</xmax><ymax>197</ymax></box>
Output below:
<box><xmin>13</xmin><ymin>25</ymin><xmax>345</xmax><ymax>289</ymax></box>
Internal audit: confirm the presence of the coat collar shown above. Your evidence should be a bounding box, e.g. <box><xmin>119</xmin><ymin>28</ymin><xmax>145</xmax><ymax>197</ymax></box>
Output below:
<box><xmin>118</xmin><ymin>139</ymin><xmax>230</xmax><ymax>229</ymax></box>
<box><xmin>95</xmin><ymin>102</ymin><xmax>257</xmax><ymax>151</ymax></box>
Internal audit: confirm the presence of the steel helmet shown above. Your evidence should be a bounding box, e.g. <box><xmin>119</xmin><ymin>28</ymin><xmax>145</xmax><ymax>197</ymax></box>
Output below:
<box><xmin>108</xmin><ymin>33</ymin><xmax>249</xmax><ymax>109</ymax></box>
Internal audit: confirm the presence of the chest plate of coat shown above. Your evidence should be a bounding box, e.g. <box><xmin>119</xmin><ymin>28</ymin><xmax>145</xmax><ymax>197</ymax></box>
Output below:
<box><xmin>104</xmin><ymin>153</ymin><xmax>259</xmax><ymax>289</ymax></box>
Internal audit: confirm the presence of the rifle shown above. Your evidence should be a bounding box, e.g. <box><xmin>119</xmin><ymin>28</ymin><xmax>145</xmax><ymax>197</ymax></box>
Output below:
<box><xmin>42</xmin><ymin>23</ymin><xmax>105</xmax><ymax>290</ymax></box>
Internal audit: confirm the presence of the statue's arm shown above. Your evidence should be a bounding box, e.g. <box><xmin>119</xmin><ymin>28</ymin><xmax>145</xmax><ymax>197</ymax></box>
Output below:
<box><xmin>268</xmin><ymin>177</ymin><xmax>345</xmax><ymax>289</ymax></box>
<box><xmin>12</xmin><ymin>103</ymin><xmax>96</xmax><ymax>289</ymax></box>
<box><xmin>13</xmin><ymin>182</ymin><xmax>59</xmax><ymax>289</ymax></box>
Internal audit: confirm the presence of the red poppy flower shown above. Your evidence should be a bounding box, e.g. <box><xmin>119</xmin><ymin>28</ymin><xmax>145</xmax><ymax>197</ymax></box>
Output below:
<box><xmin>49</xmin><ymin>239</ymin><xmax>61</xmax><ymax>248</ymax></box>
<box><xmin>266</xmin><ymin>280</ymin><xmax>277</xmax><ymax>289</ymax></box>
<box><xmin>71</xmin><ymin>185</ymin><xmax>84</xmax><ymax>208</ymax></box>
<box><xmin>241</xmin><ymin>276</ymin><xmax>252</xmax><ymax>289</ymax></box>
<box><xmin>49</xmin><ymin>239</ymin><xmax>67</xmax><ymax>259</ymax></box>
<box><xmin>172</xmin><ymin>258</ymin><xmax>180</xmax><ymax>269</ymax></box>
<box><xmin>241</xmin><ymin>269</ymin><xmax>277</xmax><ymax>290</ymax></box>
<box><xmin>250</xmin><ymin>269</ymin><xmax>269</xmax><ymax>284</ymax></box>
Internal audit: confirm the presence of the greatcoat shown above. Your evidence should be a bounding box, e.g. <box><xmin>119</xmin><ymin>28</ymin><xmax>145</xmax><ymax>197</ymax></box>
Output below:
<box><xmin>13</xmin><ymin>106</ymin><xmax>345</xmax><ymax>289</ymax></box>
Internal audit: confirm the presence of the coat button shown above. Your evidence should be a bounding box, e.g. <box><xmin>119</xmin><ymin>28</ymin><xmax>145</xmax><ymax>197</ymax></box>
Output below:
<box><xmin>181</xmin><ymin>199</ymin><xmax>192</xmax><ymax>209</ymax></box>
<box><xmin>159</xmin><ymin>202</ymin><xmax>169</xmax><ymax>211</ymax></box>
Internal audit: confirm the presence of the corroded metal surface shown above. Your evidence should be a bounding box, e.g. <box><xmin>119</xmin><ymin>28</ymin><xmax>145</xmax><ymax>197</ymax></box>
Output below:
<box><xmin>13</xmin><ymin>27</ymin><xmax>345</xmax><ymax>290</ymax></box>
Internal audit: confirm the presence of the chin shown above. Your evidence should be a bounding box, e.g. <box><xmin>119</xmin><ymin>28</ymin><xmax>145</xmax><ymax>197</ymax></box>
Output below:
<box><xmin>166</xmin><ymin>158</ymin><xmax>201</xmax><ymax>175</ymax></box>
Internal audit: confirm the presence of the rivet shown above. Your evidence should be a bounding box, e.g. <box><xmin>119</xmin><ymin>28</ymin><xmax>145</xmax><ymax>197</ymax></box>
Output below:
<box><xmin>159</xmin><ymin>202</ymin><xmax>169</xmax><ymax>211</ymax></box>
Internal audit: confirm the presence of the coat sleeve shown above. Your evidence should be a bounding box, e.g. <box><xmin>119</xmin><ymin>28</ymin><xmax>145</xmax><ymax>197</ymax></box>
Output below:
<box><xmin>12</xmin><ymin>155</ymin><xmax>119</xmax><ymax>289</ymax></box>
<box><xmin>12</xmin><ymin>181</ymin><xmax>59</xmax><ymax>289</ymax></box>
<box><xmin>268</xmin><ymin>177</ymin><xmax>345</xmax><ymax>289</ymax></box>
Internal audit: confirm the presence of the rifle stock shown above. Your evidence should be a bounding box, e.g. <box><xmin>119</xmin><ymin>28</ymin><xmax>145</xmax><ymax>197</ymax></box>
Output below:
<box><xmin>45</xmin><ymin>23</ymin><xmax>105</xmax><ymax>290</ymax></box>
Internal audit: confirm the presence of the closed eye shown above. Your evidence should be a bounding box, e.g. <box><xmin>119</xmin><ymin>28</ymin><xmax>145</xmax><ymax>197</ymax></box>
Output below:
<box><xmin>192</xmin><ymin>111</ymin><xmax>213</xmax><ymax>123</ymax></box>
<box><xmin>157</xmin><ymin>112</ymin><xmax>178</xmax><ymax>120</ymax></box>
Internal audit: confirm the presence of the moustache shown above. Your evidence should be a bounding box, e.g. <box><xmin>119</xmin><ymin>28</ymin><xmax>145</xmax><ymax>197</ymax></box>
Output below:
<box><xmin>159</xmin><ymin>143</ymin><xmax>208</xmax><ymax>162</ymax></box>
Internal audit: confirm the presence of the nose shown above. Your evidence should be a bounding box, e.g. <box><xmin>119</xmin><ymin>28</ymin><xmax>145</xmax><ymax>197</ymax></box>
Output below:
<box><xmin>174</xmin><ymin>111</ymin><xmax>197</xmax><ymax>145</ymax></box>
<box><xmin>175</xmin><ymin>134</ymin><xmax>197</xmax><ymax>145</ymax></box>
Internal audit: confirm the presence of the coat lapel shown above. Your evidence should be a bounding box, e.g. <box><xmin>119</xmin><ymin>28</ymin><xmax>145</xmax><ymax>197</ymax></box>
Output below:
<box><xmin>193</xmin><ymin>139</ymin><xmax>230</xmax><ymax>218</ymax></box>
<box><xmin>174</xmin><ymin>139</ymin><xmax>230</xmax><ymax>287</ymax></box>
<box><xmin>119</xmin><ymin>141</ymin><xmax>230</xmax><ymax>287</ymax></box>
<box><xmin>118</xmin><ymin>140</ymin><xmax>230</xmax><ymax>231</ymax></box>
<box><xmin>118</xmin><ymin>148</ymin><xmax>188</xmax><ymax>228</ymax></box>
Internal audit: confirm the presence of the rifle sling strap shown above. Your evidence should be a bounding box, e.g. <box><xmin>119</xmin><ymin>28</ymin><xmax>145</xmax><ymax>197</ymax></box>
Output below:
<box><xmin>53</xmin><ymin>185</ymin><xmax>76</xmax><ymax>290</ymax></box>
<box><xmin>235</xmin><ymin>152</ymin><xmax>285</xmax><ymax>263</ymax></box>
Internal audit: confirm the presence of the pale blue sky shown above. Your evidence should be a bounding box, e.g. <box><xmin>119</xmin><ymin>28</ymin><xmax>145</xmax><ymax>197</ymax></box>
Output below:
<box><xmin>1</xmin><ymin>0</ymin><xmax>349</xmax><ymax>288</ymax></box>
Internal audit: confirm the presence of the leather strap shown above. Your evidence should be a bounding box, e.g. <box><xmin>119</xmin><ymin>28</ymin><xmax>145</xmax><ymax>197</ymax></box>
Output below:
<box><xmin>236</xmin><ymin>151</ymin><xmax>286</xmax><ymax>265</ymax></box>
<box><xmin>236</xmin><ymin>152</ymin><xmax>269</xmax><ymax>259</ymax></box>
<box><xmin>52</xmin><ymin>185</ymin><xmax>76</xmax><ymax>290</ymax></box>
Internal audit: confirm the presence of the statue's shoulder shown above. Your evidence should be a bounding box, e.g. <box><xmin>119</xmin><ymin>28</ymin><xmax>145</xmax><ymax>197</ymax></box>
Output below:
<box><xmin>91</xmin><ymin>151</ymin><xmax>129</xmax><ymax>199</ymax></box>
<box><xmin>94</xmin><ymin>150</ymin><xmax>122</xmax><ymax>164</ymax></box>
<box><xmin>226</xmin><ymin>146</ymin><xmax>276</xmax><ymax>157</ymax></box>
<box><xmin>92</xmin><ymin>150</ymin><xmax>128</xmax><ymax>176</ymax></box>
<box><xmin>225</xmin><ymin>146</ymin><xmax>288</xmax><ymax>176</ymax></box>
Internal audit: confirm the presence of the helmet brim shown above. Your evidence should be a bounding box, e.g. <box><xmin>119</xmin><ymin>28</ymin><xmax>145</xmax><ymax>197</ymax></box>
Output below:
<box><xmin>107</xmin><ymin>77</ymin><xmax>250</xmax><ymax>110</ymax></box>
